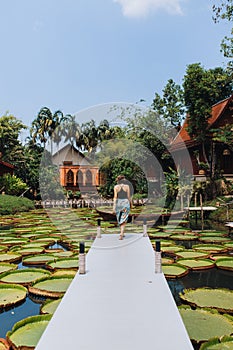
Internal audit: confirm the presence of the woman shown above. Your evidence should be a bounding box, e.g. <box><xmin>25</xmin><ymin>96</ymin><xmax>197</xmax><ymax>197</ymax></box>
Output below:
<box><xmin>113</xmin><ymin>175</ymin><xmax>132</xmax><ymax>240</ymax></box>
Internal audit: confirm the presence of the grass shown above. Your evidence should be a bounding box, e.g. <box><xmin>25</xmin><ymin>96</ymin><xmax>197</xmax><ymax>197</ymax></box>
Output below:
<box><xmin>0</xmin><ymin>195</ymin><xmax>34</xmax><ymax>215</ymax></box>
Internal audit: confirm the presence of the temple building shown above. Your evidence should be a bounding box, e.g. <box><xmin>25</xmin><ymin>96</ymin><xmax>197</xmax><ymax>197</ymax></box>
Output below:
<box><xmin>170</xmin><ymin>94</ymin><xmax>233</xmax><ymax>181</ymax></box>
<box><xmin>52</xmin><ymin>144</ymin><xmax>101</xmax><ymax>193</ymax></box>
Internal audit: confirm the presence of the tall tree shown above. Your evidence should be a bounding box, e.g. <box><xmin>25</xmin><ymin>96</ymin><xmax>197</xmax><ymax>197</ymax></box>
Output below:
<box><xmin>0</xmin><ymin>113</ymin><xmax>27</xmax><ymax>162</ymax></box>
<box><xmin>152</xmin><ymin>79</ymin><xmax>185</xmax><ymax>130</ymax></box>
<box><xmin>213</xmin><ymin>0</ymin><xmax>233</xmax><ymax>70</ymax></box>
<box><xmin>183</xmin><ymin>63</ymin><xmax>232</xmax><ymax>142</ymax></box>
<box><xmin>30</xmin><ymin>107</ymin><xmax>63</xmax><ymax>149</ymax></box>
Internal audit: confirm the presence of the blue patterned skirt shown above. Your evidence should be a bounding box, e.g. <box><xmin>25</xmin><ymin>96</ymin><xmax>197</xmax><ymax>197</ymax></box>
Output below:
<box><xmin>116</xmin><ymin>199</ymin><xmax>130</xmax><ymax>225</ymax></box>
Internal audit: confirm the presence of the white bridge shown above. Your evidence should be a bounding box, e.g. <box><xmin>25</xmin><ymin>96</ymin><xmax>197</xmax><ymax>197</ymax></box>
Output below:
<box><xmin>36</xmin><ymin>233</ymin><xmax>193</xmax><ymax>350</ymax></box>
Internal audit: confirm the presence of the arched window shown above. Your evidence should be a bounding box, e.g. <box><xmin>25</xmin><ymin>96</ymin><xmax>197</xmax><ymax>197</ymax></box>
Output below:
<box><xmin>77</xmin><ymin>170</ymin><xmax>83</xmax><ymax>186</ymax></box>
<box><xmin>86</xmin><ymin>169</ymin><xmax>92</xmax><ymax>186</ymax></box>
<box><xmin>66</xmin><ymin>169</ymin><xmax>74</xmax><ymax>186</ymax></box>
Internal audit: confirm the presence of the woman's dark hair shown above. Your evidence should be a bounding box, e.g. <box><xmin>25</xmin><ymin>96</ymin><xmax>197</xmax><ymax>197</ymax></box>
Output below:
<box><xmin>116</xmin><ymin>175</ymin><xmax>126</xmax><ymax>183</ymax></box>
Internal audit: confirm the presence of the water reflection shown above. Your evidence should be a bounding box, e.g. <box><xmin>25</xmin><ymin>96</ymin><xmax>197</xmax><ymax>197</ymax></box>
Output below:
<box><xmin>168</xmin><ymin>267</ymin><xmax>233</xmax><ymax>304</ymax></box>
<box><xmin>0</xmin><ymin>297</ymin><xmax>41</xmax><ymax>338</ymax></box>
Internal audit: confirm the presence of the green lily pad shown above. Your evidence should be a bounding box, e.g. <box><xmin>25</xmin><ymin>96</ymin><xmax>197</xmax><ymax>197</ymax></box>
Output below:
<box><xmin>161</xmin><ymin>246</ymin><xmax>184</xmax><ymax>254</ymax></box>
<box><xmin>175</xmin><ymin>251</ymin><xmax>209</xmax><ymax>259</ymax></box>
<box><xmin>0</xmin><ymin>268</ymin><xmax>51</xmax><ymax>285</ymax></box>
<box><xmin>200</xmin><ymin>336</ymin><xmax>233</xmax><ymax>349</ymax></box>
<box><xmin>199</xmin><ymin>236</ymin><xmax>231</xmax><ymax>243</ymax></box>
<box><xmin>23</xmin><ymin>254</ymin><xmax>56</xmax><ymax>266</ymax></box>
<box><xmin>7</xmin><ymin>314</ymin><xmax>52</xmax><ymax>349</ymax></box>
<box><xmin>29</xmin><ymin>275</ymin><xmax>74</xmax><ymax>298</ymax></box>
<box><xmin>0</xmin><ymin>283</ymin><xmax>27</xmax><ymax>308</ymax></box>
<box><xmin>192</xmin><ymin>244</ymin><xmax>227</xmax><ymax>253</ymax></box>
<box><xmin>179</xmin><ymin>306</ymin><xmax>233</xmax><ymax>343</ymax></box>
<box><xmin>177</xmin><ymin>259</ymin><xmax>215</xmax><ymax>270</ymax></box>
<box><xmin>180</xmin><ymin>288</ymin><xmax>233</xmax><ymax>313</ymax></box>
<box><xmin>0</xmin><ymin>238</ymin><xmax>29</xmax><ymax>246</ymax></box>
<box><xmin>0</xmin><ymin>245</ymin><xmax>7</xmax><ymax>252</ymax></box>
<box><xmin>47</xmin><ymin>258</ymin><xmax>79</xmax><ymax>270</ymax></box>
<box><xmin>198</xmin><ymin>231</ymin><xmax>227</xmax><ymax>237</ymax></box>
<box><xmin>0</xmin><ymin>263</ymin><xmax>17</xmax><ymax>274</ymax></box>
<box><xmin>216</xmin><ymin>258</ymin><xmax>233</xmax><ymax>271</ymax></box>
<box><xmin>40</xmin><ymin>298</ymin><xmax>62</xmax><ymax>315</ymax></box>
<box><xmin>11</xmin><ymin>247</ymin><xmax>44</xmax><ymax>256</ymax></box>
<box><xmin>162</xmin><ymin>264</ymin><xmax>189</xmax><ymax>278</ymax></box>
<box><xmin>149</xmin><ymin>232</ymin><xmax>172</xmax><ymax>239</ymax></box>
<box><xmin>162</xmin><ymin>257</ymin><xmax>174</xmax><ymax>264</ymax></box>
<box><xmin>170</xmin><ymin>234</ymin><xmax>197</xmax><ymax>241</ymax></box>
<box><xmin>0</xmin><ymin>252</ymin><xmax>21</xmax><ymax>263</ymax></box>
<box><xmin>224</xmin><ymin>242</ymin><xmax>233</xmax><ymax>249</ymax></box>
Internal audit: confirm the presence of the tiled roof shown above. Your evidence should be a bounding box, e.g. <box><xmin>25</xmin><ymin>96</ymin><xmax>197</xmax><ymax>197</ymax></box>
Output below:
<box><xmin>170</xmin><ymin>94</ymin><xmax>233</xmax><ymax>151</ymax></box>
<box><xmin>0</xmin><ymin>160</ymin><xmax>14</xmax><ymax>169</ymax></box>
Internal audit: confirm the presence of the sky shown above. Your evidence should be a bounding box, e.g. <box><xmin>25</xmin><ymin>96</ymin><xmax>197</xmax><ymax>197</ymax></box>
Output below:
<box><xmin>0</xmin><ymin>0</ymin><xmax>231</xmax><ymax>128</ymax></box>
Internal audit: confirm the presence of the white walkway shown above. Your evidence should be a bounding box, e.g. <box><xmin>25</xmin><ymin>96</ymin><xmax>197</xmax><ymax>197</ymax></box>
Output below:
<box><xmin>36</xmin><ymin>234</ymin><xmax>193</xmax><ymax>350</ymax></box>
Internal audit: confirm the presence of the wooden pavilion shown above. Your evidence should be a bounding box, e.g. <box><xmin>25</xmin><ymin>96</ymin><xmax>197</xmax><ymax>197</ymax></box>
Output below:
<box><xmin>170</xmin><ymin>94</ymin><xmax>233</xmax><ymax>181</ymax></box>
<box><xmin>52</xmin><ymin>144</ymin><xmax>101</xmax><ymax>193</ymax></box>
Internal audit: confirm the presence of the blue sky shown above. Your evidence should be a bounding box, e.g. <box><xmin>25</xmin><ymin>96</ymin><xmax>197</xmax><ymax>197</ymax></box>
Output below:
<box><xmin>0</xmin><ymin>0</ymin><xmax>231</xmax><ymax>127</ymax></box>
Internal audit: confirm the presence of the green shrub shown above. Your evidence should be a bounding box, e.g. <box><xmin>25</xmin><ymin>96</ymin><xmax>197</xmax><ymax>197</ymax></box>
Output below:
<box><xmin>0</xmin><ymin>194</ymin><xmax>34</xmax><ymax>215</ymax></box>
<box><xmin>0</xmin><ymin>174</ymin><xmax>28</xmax><ymax>196</ymax></box>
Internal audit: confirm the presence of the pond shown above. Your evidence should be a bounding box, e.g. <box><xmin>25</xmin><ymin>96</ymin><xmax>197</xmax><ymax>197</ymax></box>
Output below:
<box><xmin>0</xmin><ymin>207</ymin><xmax>232</xmax><ymax>349</ymax></box>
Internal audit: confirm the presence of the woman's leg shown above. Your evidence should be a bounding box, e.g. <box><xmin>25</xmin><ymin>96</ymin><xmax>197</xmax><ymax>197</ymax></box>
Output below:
<box><xmin>119</xmin><ymin>222</ymin><xmax>126</xmax><ymax>239</ymax></box>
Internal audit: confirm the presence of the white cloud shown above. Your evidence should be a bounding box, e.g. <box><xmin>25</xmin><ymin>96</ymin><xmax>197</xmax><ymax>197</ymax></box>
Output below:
<box><xmin>114</xmin><ymin>0</ymin><xmax>184</xmax><ymax>18</ymax></box>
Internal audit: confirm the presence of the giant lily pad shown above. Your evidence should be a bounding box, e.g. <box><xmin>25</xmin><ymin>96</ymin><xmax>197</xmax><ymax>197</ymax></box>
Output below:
<box><xmin>180</xmin><ymin>288</ymin><xmax>233</xmax><ymax>313</ymax></box>
<box><xmin>22</xmin><ymin>254</ymin><xmax>56</xmax><ymax>266</ymax></box>
<box><xmin>199</xmin><ymin>236</ymin><xmax>231</xmax><ymax>243</ymax></box>
<box><xmin>175</xmin><ymin>250</ymin><xmax>209</xmax><ymax>259</ymax></box>
<box><xmin>200</xmin><ymin>336</ymin><xmax>233</xmax><ymax>349</ymax></box>
<box><xmin>46</xmin><ymin>257</ymin><xmax>79</xmax><ymax>271</ymax></box>
<box><xmin>11</xmin><ymin>247</ymin><xmax>44</xmax><ymax>256</ymax></box>
<box><xmin>0</xmin><ymin>263</ymin><xmax>17</xmax><ymax>274</ymax></box>
<box><xmin>179</xmin><ymin>306</ymin><xmax>233</xmax><ymax>344</ymax></box>
<box><xmin>0</xmin><ymin>252</ymin><xmax>21</xmax><ymax>263</ymax></box>
<box><xmin>40</xmin><ymin>298</ymin><xmax>62</xmax><ymax>314</ymax></box>
<box><xmin>192</xmin><ymin>244</ymin><xmax>228</xmax><ymax>254</ymax></box>
<box><xmin>216</xmin><ymin>258</ymin><xmax>233</xmax><ymax>271</ymax></box>
<box><xmin>29</xmin><ymin>275</ymin><xmax>74</xmax><ymax>298</ymax></box>
<box><xmin>0</xmin><ymin>283</ymin><xmax>27</xmax><ymax>308</ymax></box>
<box><xmin>170</xmin><ymin>234</ymin><xmax>197</xmax><ymax>241</ymax></box>
<box><xmin>177</xmin><ymin>259</ymin><xmax>215</xmax><ymax>270</ymax></box>
<box><xmin>162</xmin><ymin>264</ymin><xmax>188</xmax><ymax>278</ymax></box>
<box><xmin>0</xmin><ymin>268</ymin><xmax>50</xmax><ymax>285</ymax></box>
<box><xmin>7</xmin><ymin>314</ymin><xmax>52</xmax><ymax>349</ymax></box>
<box><xmin>161</xmin><ymin>246</ymin><xmax>184</xmax><ymax>254</ymax></box>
